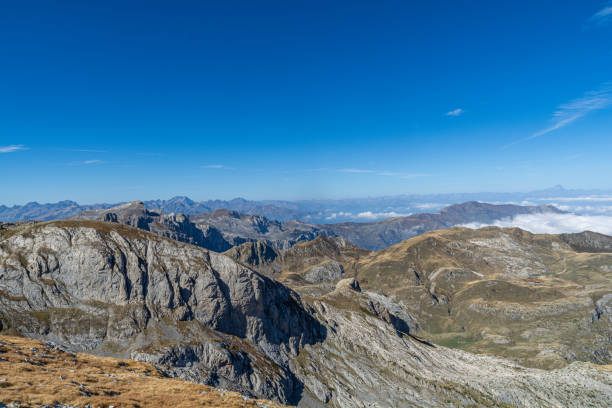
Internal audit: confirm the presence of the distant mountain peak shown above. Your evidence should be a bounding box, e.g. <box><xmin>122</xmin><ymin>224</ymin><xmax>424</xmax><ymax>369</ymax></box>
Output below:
<box><xmin>167</xmin><ymin>196</ymin><xmax>195</xmax><ymax>204</ymax></box>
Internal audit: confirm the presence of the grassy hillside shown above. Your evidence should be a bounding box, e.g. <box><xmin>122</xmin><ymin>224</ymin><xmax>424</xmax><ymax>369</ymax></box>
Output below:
<box><xmin>0</xmin><ymin>335</ymin><xmax>287</xmax><ymax>408</ymax></box>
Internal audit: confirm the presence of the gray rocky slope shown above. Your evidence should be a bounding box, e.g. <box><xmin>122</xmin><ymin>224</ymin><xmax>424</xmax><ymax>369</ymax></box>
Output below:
<box><xmin>1</xmin><ymin>221</ymin><xmax>610</xmax><ymax>407</ymax></box>
<box><xmin>74</xmin><ymin>200</ymin><xmax>563</xmax><ymax>251</ymax></box>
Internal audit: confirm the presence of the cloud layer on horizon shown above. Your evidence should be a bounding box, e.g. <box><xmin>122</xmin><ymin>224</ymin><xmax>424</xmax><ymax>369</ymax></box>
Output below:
<box><xmin>462</xmin><ymin>213</ymin><xmax>612</xmax><ymax>236</ymax></box>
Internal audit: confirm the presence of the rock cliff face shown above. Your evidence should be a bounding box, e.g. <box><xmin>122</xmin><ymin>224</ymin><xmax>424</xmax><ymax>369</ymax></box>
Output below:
<box><xmin>0</xmin><ymin>220</ymin><xmax>323</xmax><ymax>403</ymax></box>
<box><xmin>1</xmin><ymin>221</ymin><xmax>611</xmax><ymax>407</ymax></box>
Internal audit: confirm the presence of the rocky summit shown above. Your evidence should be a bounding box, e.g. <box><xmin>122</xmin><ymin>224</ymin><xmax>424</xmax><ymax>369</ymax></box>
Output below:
<box><xmin>1</xmin><ymin>220</ymin><xmax>611</xmax><ymax>407</ymax></box>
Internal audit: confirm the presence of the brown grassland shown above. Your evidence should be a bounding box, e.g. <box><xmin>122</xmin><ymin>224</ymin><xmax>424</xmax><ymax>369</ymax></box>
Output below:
<box><xmin>0</xmin><ymin>335</ymin><xmax>288</xmax><ymax>408</ymax></box>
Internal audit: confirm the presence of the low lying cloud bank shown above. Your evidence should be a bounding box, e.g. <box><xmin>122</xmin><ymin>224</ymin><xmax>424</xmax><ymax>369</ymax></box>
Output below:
<box><xmin>356</xmin><ymin>211</ymin><xmax>410</xmax><ymax>220</ymax></box>
<box><xmin>462</xmin><ymin>213</ymin><xmax>612</xmax><ymax>236</ymax></box>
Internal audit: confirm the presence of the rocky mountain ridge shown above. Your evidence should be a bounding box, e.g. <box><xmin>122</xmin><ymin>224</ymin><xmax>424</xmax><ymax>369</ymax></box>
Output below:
<box><xmin>72</xmin><ymin>200</ymin><xmax>563</xmax><ymax>251</ymax></box>
<box><xmin>1</xmin><ymin>220</ymin><xmax>611</xmax><ymax>407</ymax></box>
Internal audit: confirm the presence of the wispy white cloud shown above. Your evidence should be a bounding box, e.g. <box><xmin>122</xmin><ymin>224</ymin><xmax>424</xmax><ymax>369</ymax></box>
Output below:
<box><xmin>338</xmin><ymin>169</ymin><xmax>430</xmax><ymax>179</ymax></box>
<box><xmin>135</xmin><ymin>152</ymin><xmax>163</xmax><ymax>157</ymax></box>
<box><xmin>505</xmin><ymin>83</ymin><xmax>612</xmax><ymax>147</ymax></box>
<box><xmin>462</xmin><ymin>213</ymin><xmax>612</xmax><ymax>236</ymax></box>
<box><xmin>446</xmin><ymin>108</ymin><xmax>464</xmax><ymax>117</ymax></box>
<box><xmin>0</xmin><ymin>144</ymin><xmax>26</xmax><ymax>153</ymax></box>
<box><xmin>63</xmin><ymin>148</ymin><xmax>107</xmax><ymax>153</ymax></box>
<box><xmin>67</xmin><ymin>159</ymin><xmax>104</xmax><ymax>166</ymax></box>
<box><xmin>589</xmin><ymin>2</ymin><xmax>612</xmax><ymax>25</ymax></box>
<box><xmin>202</xmin><ymin>164</ymin><xmax>233</xmax><ymax>169</ymax></box>
<box><xmin>397</xmin><ymin>173</ymin><xmax>431</xmax><ymax>179</ymax></box>
<box><xmin>338</xmin><ymin>168</ymin><xmax>375</xmax><ymax>173</ymax></box>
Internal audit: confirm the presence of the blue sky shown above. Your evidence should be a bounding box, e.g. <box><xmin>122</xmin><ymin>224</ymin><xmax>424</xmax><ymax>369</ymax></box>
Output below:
<box><xmin>1</xmin><ymin>1</ymin><xmax>611</xmax><ymax>205</ymax></box>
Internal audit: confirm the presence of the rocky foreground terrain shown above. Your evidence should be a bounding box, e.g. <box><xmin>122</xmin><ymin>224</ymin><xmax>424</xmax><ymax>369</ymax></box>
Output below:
<box><xmin>73</xmin><ymin>200</ymin><xmax>562</xmax><ymax>251</ymax></box>
<box><xmin>0</xmin><ymin>335</ymin><xmax>286</xmax><ymax>408</ymax></box>
<box><xmin>1</xmin><ymin>220</ymin><xmax>611</xmax><ymax>407</ymax></box>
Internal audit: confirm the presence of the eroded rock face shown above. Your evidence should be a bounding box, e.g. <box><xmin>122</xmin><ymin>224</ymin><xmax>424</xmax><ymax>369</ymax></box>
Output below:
<box><xmin>0</xmin><ymin>221</ymin><xmax>324</xmax><ymax>403</ymax></box>
<box><xmin>293</xmin><ymin>284</ymin><xmax>612</xmax><ymax>408</ymax></box>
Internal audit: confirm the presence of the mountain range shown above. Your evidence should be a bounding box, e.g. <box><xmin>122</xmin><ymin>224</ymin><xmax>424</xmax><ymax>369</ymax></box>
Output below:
<box><xmin>71</xmin><ymin>200</ymin><xmax>563</xmax><ymax>251</ymax></box>
<box><xmin>2</xmin><ymin>185</ymin><xmax>608</xmax><ymax>223</ymax></box>
<box><xmin>1</xmin><ymin>220</ymin><xmax>610</xmax><ymax>407</ymax></box>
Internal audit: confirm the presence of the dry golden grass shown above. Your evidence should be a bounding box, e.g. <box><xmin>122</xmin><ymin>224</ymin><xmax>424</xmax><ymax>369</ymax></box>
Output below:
<box><xmin>0</xmin><ymin>335</ymin><xmax>288</xmax><ymax>408</ymax></box>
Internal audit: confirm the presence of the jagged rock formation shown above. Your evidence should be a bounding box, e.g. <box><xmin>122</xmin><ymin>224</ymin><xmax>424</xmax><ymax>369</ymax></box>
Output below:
<box><xmin>74</xmin><ymin>202</ymin><xmax>317</xmax><ymax>252</ymax></box>
<box><xmin>1</xmin><ymin>221</ymin><xmax>611</xmax><ymax>407</ymax></box>
<box><xmin>73</xmin><ymin>201</ymin><xmax>232</xmax><ymax>252</ymax></box>
<box><xmin>191</xmin><ymin>210</ymin><xmax>321</xmax><ymax>250</ymax></box>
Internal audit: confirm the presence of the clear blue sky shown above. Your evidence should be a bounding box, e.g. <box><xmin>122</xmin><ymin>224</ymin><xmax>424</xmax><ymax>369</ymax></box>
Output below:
<box><xmin>1</xmin><ymin>1</ymin><xmax>611</xmax><ymax>205</ymax></box>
